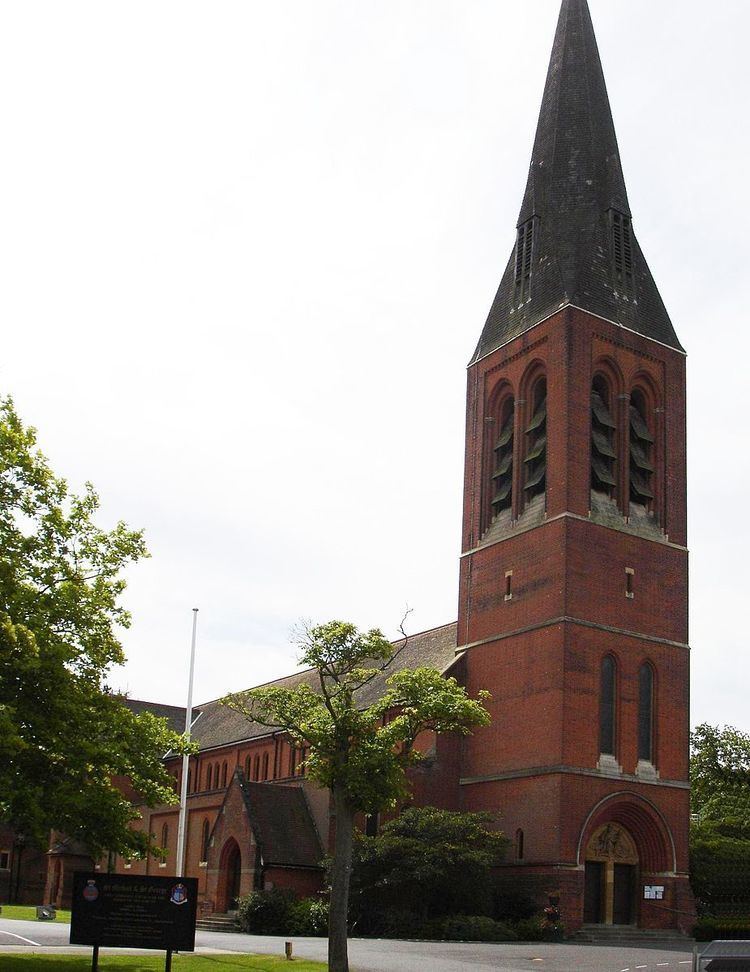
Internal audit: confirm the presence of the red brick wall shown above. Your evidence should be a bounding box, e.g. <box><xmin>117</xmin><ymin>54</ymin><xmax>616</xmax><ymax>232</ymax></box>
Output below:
<box><xmin>457</xmin><ymin>307</ymin><xmax>692</xmax><ymax>932</ymax></box>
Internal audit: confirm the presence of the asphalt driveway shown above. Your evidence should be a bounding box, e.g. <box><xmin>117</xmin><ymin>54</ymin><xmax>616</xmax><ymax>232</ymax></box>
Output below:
<box><xmin>0</xmin><ymin>917</ymin><xmax>697</xmax><ymax>972</ymax></box>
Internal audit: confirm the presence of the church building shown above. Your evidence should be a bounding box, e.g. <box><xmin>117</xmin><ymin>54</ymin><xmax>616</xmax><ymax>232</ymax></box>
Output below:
<box><xmin>21</xmin><ymin>0</ymin><xmax>693</xmax><ymax>935</ymax></box>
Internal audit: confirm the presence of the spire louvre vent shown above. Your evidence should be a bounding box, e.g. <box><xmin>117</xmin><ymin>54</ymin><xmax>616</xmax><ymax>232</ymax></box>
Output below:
<box><xmin>612</xmin><ymin>211</ymin><xmax>634</xmax><ymax>285</ymax></box>
<box><xmin>514</xmin><ymin>218</ymin><xmax>536</xmax><ymax>301</ymax></box>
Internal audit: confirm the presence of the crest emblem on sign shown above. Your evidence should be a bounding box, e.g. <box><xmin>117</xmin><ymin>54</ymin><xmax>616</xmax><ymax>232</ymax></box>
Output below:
<box><xmin>170</xmin><ymin>883</ymin><xmax>188</xmax><ymax>906</ymax></box>
<box><xmin>82</xmin><ymin>880</ymin><xmax>99</xmax><ymax>902</ymax></box>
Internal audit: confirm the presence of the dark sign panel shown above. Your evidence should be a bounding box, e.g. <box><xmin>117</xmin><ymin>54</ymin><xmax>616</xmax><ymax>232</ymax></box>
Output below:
<box><xmin>70</xmin><ymin>873</ymin><xmax>198</xmax><ymax>951</ymax></box>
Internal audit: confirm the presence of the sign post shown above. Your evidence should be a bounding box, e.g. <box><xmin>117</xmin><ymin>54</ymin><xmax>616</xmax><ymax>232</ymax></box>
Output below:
<box><xmin>70</xmin><ymin>872</ymin><xmax>198</xmax><ymax>971</ymax></box>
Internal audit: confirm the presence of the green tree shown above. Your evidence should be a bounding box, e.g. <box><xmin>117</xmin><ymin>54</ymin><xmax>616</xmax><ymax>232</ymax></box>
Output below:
<box><xmin>223</xmin><ymin>620</ymin><xmax>491</xmax><ymax>972</ymax></box>
<box><xmin>0</xmin><ymin>396</ymin><xmax>186</xmax><ymax>858</ymax></box>
<box><xmin>349</xmin><ymin>806</ymin><xmax>508</xmax><ymax>931</ymax></box>
<box><xmin>689</xmin><ymin>724</ymin><xmax>750</xmax><ymax>917</ymax></box>
<box><xmin>691</xmin><ymin>723</ymin><xmax>750</xmax><ymax>826</ymax></box>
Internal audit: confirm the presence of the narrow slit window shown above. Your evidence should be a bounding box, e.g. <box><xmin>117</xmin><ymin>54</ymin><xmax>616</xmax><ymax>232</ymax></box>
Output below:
<box><xmin>599</xmin><ymin>655</ymin><xmax>616</xmax><ymax>757</ymax></box>
<box><xmin>638</xmin><ymin>664</ymin><xmax>655</xmax><ymax>763</ymax></box>
<box><xmin>626</xmin><ymin>568</ymin><xmax>634</xmax><ymax>599</ymax></box>
<box><xmin>505</xmin><ymin>571</ymin><xmax>513</xmax><ymax>601</ymax></box>
<box><xmin>160</xmin><ymin>824</ymin><xmax>169</xmax><ymax>864</ymax></box>
<box><xmin>201</xmin><ymin>819</ymin><xmax>210</xmax><ymax>863</ymax></box>
<box><xmin>516</xmin><ymin>829</ymin><xmax>524</xmax><ymax>861</ymax></box>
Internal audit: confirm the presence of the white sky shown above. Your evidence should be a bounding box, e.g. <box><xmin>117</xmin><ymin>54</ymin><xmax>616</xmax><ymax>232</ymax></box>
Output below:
<box><xmin>1</xmin><ymin>0</ymin><xmax>748</xmax><ymax>731</ymax></box>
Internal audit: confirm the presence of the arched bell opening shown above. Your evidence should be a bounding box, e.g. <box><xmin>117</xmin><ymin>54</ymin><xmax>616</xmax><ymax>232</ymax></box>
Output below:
<box><xmin>216</xmin><ymin>838</ymin><xmax>242</xmax><ymax>914</ymax></box>
<box><xmin>591</xmin><ymin>374</ymin><xmax>618</xmax><ymax>506</ymax></box>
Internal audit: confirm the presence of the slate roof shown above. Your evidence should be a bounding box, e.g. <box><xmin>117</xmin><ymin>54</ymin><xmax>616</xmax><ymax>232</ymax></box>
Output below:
<box><xmin>190</xmin><ymin>621</ymin><xmax>458</xmax><ymax>753</ymax></box>
<box><xmin>240</xmin><ymin>780</ymin><xmax>323</xmax><ymax>868</ymax></box>
<box><xmin>124</xmin><ymin>699</ymin><xmax>191</xmax><ymax>735</ymax></box>
<box><xmin>472</xmin><ymin>0</ymin><xmax>682</xmax><ymax>362</ymax></box>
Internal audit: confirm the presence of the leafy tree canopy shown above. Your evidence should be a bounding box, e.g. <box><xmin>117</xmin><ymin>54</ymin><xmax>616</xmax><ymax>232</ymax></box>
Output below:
<box><xmin>0</xmin><ymin>397</ymin><xmax>187</xmax><ymax>857</ymax></box>
<box><xmin>349</xmin><ymin>806</ymin><xmax>508</xmax><ymax>927</ymax></box>
<box><xmin>691</xmin><ymin>723</ymin><xmax>750</xmax><ymax>830</ymax></box>
<box><xmin>223</xmin><ymin>619</ymin><xmax>492</xmax><ymax>972</ymax></box>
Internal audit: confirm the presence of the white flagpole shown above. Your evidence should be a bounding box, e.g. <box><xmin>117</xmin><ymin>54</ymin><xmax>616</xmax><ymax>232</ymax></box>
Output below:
<box><xmin>176</xmin><ymin>608</ymin><xmax>199</xmax><ymax>878</ymax></box>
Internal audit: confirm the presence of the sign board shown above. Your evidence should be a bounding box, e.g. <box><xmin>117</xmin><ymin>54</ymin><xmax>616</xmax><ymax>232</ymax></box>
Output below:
<box><xmin>643</xmin><ymin>885</ymin><xmax>665</xmax><ymax>900</ymax></box>
<box><xmin>70</xmin><ymin>873</ymin><xmax>198</xmax><ymax>951</ymax></box>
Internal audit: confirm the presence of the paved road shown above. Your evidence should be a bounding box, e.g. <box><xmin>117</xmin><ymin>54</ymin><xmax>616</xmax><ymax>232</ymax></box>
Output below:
<box><xmin>0</xmin><ymin>918</ymin><xmax>697</xmax><ymax>972</ymax></box>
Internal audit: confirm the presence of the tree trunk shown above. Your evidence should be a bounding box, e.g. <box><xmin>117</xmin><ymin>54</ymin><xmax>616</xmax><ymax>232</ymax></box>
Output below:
<box><xmin>328</xmin><ymin>785</ymin><xmax>356</xmax><ymax>972</ymax></box>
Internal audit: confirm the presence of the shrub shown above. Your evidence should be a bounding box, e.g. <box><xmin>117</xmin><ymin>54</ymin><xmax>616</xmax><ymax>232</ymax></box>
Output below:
<box><xmin>512</xmin><ymin>915</ymin><xmax>547</xmax><ymax>941</ymax></box>
<box><xmin>289</xmin><ymin>897</ymin><xmax>329</xmax><ymax>937</ymax></box>
<box><xmin>694</xmin><ymin>916</ymin><xmax>750</xmax><ymax>941</ymax></box>
<box><xmin>436</xmin><ymin>915</ymin><xmax>517</xmax><ymax>942</ymax></box>
<box><xmin>493</xmin><ymin>889</ymin><xmax>538</xmax><ymax>921</ymax></box>
<box><xmin>236</xmin><ymin>889</ymin><xmax>296</xmax><ymax>935</ymax></box>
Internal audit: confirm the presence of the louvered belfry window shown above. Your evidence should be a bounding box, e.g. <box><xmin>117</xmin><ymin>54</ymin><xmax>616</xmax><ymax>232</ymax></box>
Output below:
<box><xmin>524</xmin><ymin>378</ymin><xmax>547</xmax><ymax>502</ymax></box>
<box><xmin>612</xmin><ymin>211</ymin><xmax>634</xmax><ymax>288</ymax></box>
<box><xmin>491</xmin><ymin>399</ymin><xmax>515</xmax><ymax>519</ymax></box>
<box><xmin>591</xmin><ymin>377</ymin><xmax>617</xmax><ymax>496</ymax></box>
<box><xmin>629</xmin><ymin>391</ymin><xmax>654</xmax><ymax>505</ymax></box>
<box><xmin>515</xmin><ymin>218</ymin><xmax>535</xmax><ymax>301</ymax></box>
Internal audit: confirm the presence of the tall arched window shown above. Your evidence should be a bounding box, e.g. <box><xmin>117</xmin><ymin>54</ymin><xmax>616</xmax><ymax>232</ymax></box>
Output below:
<box><xmin>221</xmin><ymin>762</ymin><xmax>228</xmax><ymax>788</ymax></box>
<box><xmin>638</xmin><ymin>663</ymin><xmax>655</xmax><ymax>764</ymax></box>
<box><xmin>629</xmin><ymin>390</ymin><xmax>654</xmax><ymax>508</ymax></box>
<box><xmin>261</xmin><ymin>753</ymin><xmax>269</xmax><ymax>780</ymax></box>
<box><xmin>160</xmin><ymin>824</ymin><xmax>169</xmax><ymax>864</ymax></box>
<box><xmin>599</xmin><ymin>655</ymin><xmax>617</xmax><ymax>757</ymax></box>
<box><xmin>490</xmin><ymin>395</ymin><xmax>515</xmax><ymax>522</ymax></box>
<box><xmin>591</xmin><ymin>376</ymin><xmax>617</xmax><ymax>498</ymax></box>
<box><xmin>244</xmin><ymin>755</ymin><xmax>251</xmax><ymax>780</ymax></box>
<box><xmin>253</xmin><ymin>755</ymin><xmax>260</xmax><ymax>781</ymax></box>
<box><xmin>201</xmin><ymin>818</ymin><xmax>211</xmax><ymax>863</ymax></box>
<box><xmin>524</xmin><ymin>377</ymin><xmax>547</xmax><ymax>504</ymax></box>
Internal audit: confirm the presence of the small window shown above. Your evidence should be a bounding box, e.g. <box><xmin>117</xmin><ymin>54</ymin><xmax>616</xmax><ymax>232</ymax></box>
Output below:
<box><xmin>505</xmin><ymin>571</ymin><xmax>513</xmax><ymax>601</ymax></box>
<box><xmin>515</xmin><ymin>829</ymin><xmax>524</xmax><ymax>861</ymax></box>
<box><xmin>160</xmin><ymin>824</ymin><xmax>169</xmax><ymax>864</ymax></box>
<box><xmin>365</xmin><ymin>814</ymin><xmax>379</xmax><ymax>837</ymax></box>
<box><xmin>625</xmin><ymin>568</ymin><xmax>635</xmax><ymax>599</ymax></box>
<box><xmin>0</xmin><ymin>850</ymin><xmax>10</xmax><ymax>870</ymax></box>
<box><xmin>201</xmin><ymin>819</ymin><xmax>211</xmax><ymax>863</ymax></box>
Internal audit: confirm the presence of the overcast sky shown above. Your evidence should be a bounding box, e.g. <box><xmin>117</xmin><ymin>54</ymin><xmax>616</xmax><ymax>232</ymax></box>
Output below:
<box><xmin>1</xmin><ymin>0</ymin><xmax>748</xmax><ymax>731</ymax></box>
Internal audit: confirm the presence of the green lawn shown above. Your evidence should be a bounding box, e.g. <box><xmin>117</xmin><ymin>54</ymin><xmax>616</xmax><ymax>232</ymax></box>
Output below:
<box><xmin>0</xmin><ymin>956</ymin><xmax>325</xmax><ymax>971</ymax></box>
<box><xmin>0</xmin><ymin>906</ymin><xmax>72</xmax><ymax>923</ymax></box>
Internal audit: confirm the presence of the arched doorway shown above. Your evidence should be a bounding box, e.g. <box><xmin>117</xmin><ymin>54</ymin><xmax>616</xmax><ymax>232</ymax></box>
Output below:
<box><xmin>583</xmin><ymin>823</ymin><xmax>638</xmax><ymax>926</ymax></box>
<box><xmin>217</xmin><ymin>839</ymin><xmax>242</xmax><ymax>914</ymax></box>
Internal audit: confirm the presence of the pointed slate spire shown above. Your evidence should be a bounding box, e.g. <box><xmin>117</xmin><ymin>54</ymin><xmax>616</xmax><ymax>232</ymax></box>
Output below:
<box><xmin>472</xmin><ymin>0</ymin><xmax>682</xmax><ymax>362</ymax></box>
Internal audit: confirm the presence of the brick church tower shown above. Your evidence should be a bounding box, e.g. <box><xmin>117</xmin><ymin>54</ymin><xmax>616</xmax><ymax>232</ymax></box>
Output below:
<box><xmin>457</xmin><ymin>0</ymin><xmax>693</xmax><ymax>932</ymax></box>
